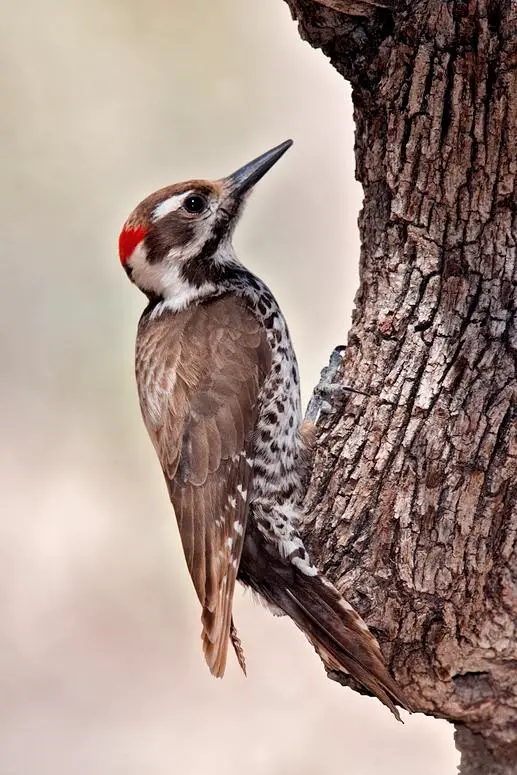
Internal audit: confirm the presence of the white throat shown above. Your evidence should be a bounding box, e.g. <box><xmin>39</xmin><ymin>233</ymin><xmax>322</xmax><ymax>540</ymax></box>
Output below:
<box><xmin>129</xmin><ymin>238</ymin><xmax>241</xmax><ymax>316</ymax></box>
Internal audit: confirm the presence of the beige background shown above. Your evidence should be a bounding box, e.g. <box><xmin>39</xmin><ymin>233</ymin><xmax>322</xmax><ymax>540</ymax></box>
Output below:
<box><xmin>0</xmin><ymin>0</ymin><xmax>458</xmax><ymax>772</ymax></box>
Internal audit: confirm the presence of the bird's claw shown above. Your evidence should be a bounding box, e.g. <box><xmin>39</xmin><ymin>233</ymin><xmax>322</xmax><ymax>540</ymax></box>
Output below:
<box><xmin>305</xmin><ymin>345</ymin><xmax>368</xmax><ymax>425</ymax></box>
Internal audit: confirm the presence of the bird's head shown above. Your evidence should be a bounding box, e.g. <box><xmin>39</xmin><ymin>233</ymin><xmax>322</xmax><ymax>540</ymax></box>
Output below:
<box><xmin>118</xmin><ymin>140</ymin><xmax>292</xmax><ymax>307</ymax></box>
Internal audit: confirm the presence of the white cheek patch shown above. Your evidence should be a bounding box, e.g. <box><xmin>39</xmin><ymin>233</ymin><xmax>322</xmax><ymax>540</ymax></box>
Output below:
<box><xmin>130</xmin><ymin>254</ymin><xmax>216</xmax><ymax>315</ymax></box>
<box><xmin>152</xmin><ymin>193</ymin><xmax>191</xmax><ymax>221</ymax></box>
<box><xmin>128</xmin><ymin>242</ymin><xmax>157</xmax><ymax>289</ymax></box>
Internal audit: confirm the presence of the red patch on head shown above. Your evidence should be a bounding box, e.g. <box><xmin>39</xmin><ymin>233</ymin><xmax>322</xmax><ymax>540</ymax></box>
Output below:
<box><xmin>118</xmin><ymin>224</ymin><xmax>148</xmax><ymax>265</ymax></box>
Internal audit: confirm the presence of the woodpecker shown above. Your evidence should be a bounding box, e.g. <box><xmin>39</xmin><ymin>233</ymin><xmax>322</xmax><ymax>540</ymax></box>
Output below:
<box><xmin>118</xmin><ymin>140</ymin><xmax>408</xmax><ymax>719</ymax></box>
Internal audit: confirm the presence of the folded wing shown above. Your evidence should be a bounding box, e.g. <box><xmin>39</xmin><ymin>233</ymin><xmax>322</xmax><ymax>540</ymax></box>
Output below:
<box><xmin>136</xmin><ymin>295</ymin><xmax>271</xmax><ymax>675</ymax></box>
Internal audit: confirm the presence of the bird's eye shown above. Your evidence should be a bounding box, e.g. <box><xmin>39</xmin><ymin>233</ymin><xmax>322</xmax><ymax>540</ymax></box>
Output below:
<box><xmin>183</xmin><ymin>194</ymin><xmax>207</xmax><ymax>214</ymax></box>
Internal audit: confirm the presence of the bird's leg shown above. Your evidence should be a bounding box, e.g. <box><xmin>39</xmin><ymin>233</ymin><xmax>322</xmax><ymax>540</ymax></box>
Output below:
<box><xmin>299</xmin><ymin>346</ymin><xmax>369</xmax><ymax>501</ymax></box>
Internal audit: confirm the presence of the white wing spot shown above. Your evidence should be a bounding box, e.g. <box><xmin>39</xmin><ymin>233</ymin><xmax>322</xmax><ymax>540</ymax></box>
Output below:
<box><xmin>233</xmin><ymin>521</ymin><xmax>244</xmax><ymax>535</ymax></box>
<box><xmin>226</xmin><ymin>537</ymin><xmax>233</xmax><ymax>550</ymax></box>
<box><xmin>228</xmin><ymin>496</ymin><xmax>237</xmax><ymax>508</ymax></box>
<box><xmin>236</xmin><ymin>484</ymin><xmax>247</xmax><ymax>500</ymax></box>
<box><xmin>231</xmin><ymin>557</ymin><xmax>238</xmax><ymax>569</ymax></box>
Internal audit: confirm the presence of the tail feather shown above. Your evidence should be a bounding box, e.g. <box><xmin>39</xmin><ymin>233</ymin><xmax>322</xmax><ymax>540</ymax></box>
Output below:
<box><xmin>230</xmin><ymin>616</ymin><xmax>247</xmax><ymax>675</ymax></box>
<box><xmin>271</xmin><ymin>569</ymin><xmax>410</xmax><ymax>720</ymax></box>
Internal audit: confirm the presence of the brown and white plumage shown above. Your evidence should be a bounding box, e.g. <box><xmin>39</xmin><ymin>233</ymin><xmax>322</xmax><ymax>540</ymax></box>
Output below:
<box><xmin>119</xmin><ymin>140</ymin><xmax>410</xmax><ymax>718</ymax></box>
<box><xmin>136</xmin><ymin>296</ymin><xmax>271</xmax><ymax>675</ymax></box>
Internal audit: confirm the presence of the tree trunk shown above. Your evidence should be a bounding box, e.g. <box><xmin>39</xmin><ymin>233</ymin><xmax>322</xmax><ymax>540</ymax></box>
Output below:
<box><xmin>284</xmin><ymin>0</ymin><xmax>517</xmax><ymax>771</ymax></box>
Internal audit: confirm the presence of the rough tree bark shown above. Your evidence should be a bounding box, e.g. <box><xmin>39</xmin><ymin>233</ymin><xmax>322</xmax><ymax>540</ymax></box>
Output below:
<box><xmin>284</xmin><ymin>0</ymin><xmax>517</xmax><ymax>772</ymax></box>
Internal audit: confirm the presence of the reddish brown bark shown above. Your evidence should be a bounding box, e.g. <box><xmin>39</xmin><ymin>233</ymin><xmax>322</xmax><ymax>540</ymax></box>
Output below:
<box><xmin>284</xmin><ymin>1</ymin><xmax>517</xmax><ymax>771</ymax></box>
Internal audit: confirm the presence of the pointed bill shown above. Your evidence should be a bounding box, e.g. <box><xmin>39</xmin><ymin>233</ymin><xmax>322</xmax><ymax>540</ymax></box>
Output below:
<box><xmin>223</xmin><ymin>140</ymin><xmax>293</xmax><ymax>198</ymax></box>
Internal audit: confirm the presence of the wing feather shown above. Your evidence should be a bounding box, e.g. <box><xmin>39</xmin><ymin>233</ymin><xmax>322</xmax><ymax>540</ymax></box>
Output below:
<box><xmin>136</xmin><ymin>294</ymin><xmax>271</xmax><ymax>676</ymax></box>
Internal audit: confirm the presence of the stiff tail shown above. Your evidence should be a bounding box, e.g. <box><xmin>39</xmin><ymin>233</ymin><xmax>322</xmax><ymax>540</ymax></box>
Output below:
<box><xmin>269</xmin><ymin>568</ymin><xmax>410</xmax><ymax>720</ymax></box>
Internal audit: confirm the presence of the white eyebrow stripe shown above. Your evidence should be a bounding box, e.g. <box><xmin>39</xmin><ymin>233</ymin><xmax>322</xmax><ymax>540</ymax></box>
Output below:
<box><xmin>152</xmin><ymin>193</ymin><xmax>190</xmax><ymax>221</ymax></box>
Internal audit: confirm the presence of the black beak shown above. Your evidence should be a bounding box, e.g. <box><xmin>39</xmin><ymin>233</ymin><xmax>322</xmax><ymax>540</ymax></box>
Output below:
<box><xmin>224</xmin><ymin>140</ymin><xmax>293</xmax><ymax>198</ymax></box>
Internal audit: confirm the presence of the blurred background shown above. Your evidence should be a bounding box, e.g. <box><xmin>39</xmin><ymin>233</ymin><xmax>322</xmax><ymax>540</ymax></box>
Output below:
<box><xmin>0</xmin><ymin>1</ymin><xmax>458</xmax><ymax>772</ymax></box>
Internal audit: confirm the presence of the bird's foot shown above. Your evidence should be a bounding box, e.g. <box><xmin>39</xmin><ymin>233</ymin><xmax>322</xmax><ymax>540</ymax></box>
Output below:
<box><xmin>305</xmin><ymin>345</ymin><xmax>368</xmax><ymax>425</ymax></box>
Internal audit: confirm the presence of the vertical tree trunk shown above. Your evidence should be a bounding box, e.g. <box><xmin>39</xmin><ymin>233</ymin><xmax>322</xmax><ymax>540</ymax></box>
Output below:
<box><xmin>284</xmin><ymin>0</ymin><xmax>517</xmax><ymax>771</ymax></box>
